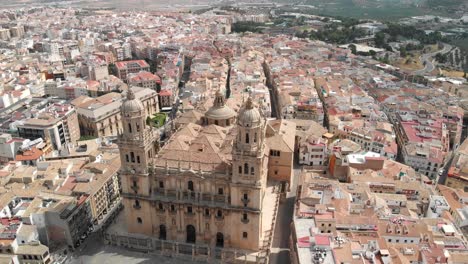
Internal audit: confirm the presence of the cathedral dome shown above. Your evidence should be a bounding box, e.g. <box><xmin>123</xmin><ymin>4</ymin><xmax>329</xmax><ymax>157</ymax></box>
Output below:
<box><xmin>238</xmin><ymin>97</ymin><xmax>262</xmax><ymax>127</ymax></box>
<box><xmin>205</xmin><ymin>90</ymin><xmax>236</xmax><ymax>121</ymax></box>
<box><xmin>121</xmin><ymin>88</ymin><xmax>144</xmax><ymax>114</ymax></box>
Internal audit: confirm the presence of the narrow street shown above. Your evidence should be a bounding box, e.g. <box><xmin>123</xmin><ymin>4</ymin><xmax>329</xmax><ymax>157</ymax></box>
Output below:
<box><xmin>269</xmin><ymin>166</ymin><xmax>301</xmax><ymax>264</ymax></box>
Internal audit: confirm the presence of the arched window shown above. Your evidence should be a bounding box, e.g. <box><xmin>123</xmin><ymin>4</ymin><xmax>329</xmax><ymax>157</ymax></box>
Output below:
<box><xmin>137</xmin><ymin>156</ymin><xmax>140</xmax><ymax>163</ymax></box>
<box><xmin>134</xmin><ymin>200</ymin><xmax>140</xmax><ymax>207</ymax></box>
<box><xmin>245</xmin><ymin>133</ymin><xmax>250</xmax><ymax>143</ymax></box>
<box><xmin>128</xmin><ymin>123</ymin><xmax>132</xmax><ymax>133</ymax></box>
<box><xmin>244</xmin><ymin>163</ymin><xmax>249</xmax><ymax>174</ymax></box>
<box><xmin>238</xmin><ymin>166</ymin><xmax>242</xmax><ymax>174</ymax></box>
<box><xmin>188</xmin><ymin>181</ymin><xmax>194</xmax><ymax>191</ymax></box>
<box><xmin>130</xmin><ymin>152</ymin><xmax>135</xmax><ymax>163</ymax></box>
<box><xmin>137</xmin><ymin>217</ymin><xmax>142</xmax><ymax>224</ymax></box>
<box><xmin>250</xmin><ymin>167</ymin><xmax>255</xmax><ymax>175</ymax></box>
<box><xmin>217</xmin><ymin>210</ymin><xmax>223</xmax><ymax>218</ymax></box>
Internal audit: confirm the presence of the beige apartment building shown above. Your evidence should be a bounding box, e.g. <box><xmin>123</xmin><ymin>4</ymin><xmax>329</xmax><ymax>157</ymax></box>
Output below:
<box><xmin>118</xmin><ymin>91</ymin><xmax>294</xmax><ymax>252</ymax></box>
<box><xmin>72</xmin><ymin>87</ymin><xmax>158</xmax><ymax>138</ymax></box>
<box><xmin>115</xmin><ymin>60</ymin><xmax>150</xmax><ymax>83</ymax></box>
<box><xmin>17</xmin><ymin>105</ymin><xmax>80</xmax><ymax>151</ymax></box>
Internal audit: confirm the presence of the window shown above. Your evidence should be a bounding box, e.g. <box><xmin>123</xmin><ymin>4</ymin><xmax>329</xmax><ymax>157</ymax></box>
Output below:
<box><xmin>244</xmin><ymin>163</ymin><xmax>249</xmax><ymax>174</ymax></box>
<box><xmin>218</xmin><ymin>188</ymin><xmax>224</xmax><ymax>195</ymax></box>
<box><xmin>187</xmin><ymin>206</ymin><xmax>193</xmax><ymax>214</ymax></box>
<box><xmin>136</xmin><ymin>123</ymin><xmax>140</xmax><ymax>132</ymax></box>
<box><xmin>246</xmin><ymin>133</ymin><xmax>249</xmax><ymax>144</ymax></box>
<box><xmin>134</xmin><ymin>200</ymin><xmax>140</xmax><ymax>207</ymax></box>
<box><xmin>243</xmin><ymin>232</ymin><xmax>248</xmax><ymax>238</ymax></box>
<box><xmin>270</xmin><ymin>150</ymin><xmax>280</xmax><ymax>157</ymax></box>
<box><xmin>133</xmin><ymin>180</ymin><xmax>137</xmax><ymax>187</ymax></box>
<box><xmin>329</xmin><ymin>224</ymin><xmax>332</xmax><ymax>227</ymax></box>
<box><xmin>254</xmin><ymin>132</ymin><xmax>257</xmax><ymax>143</ymax></box>
<box><xmin>238</xmin><ymin>166</ymin><xmax>242</xmax><ymax>174</ymax></box>
<box><xmin>131</xmin><ymin>152</ymin><xmax>135</xmax><ymax>163</ymax></box>
<box><xmin>250</xmin><ymin>167</ymin><xmax>255</xmax><ymax>175</ymax></box>
<box><xmin>243</xmin><ymin>213</ymin><xmax>248</xmax><ymax>220</ymax></box>
<box><xmin>137</xmin><ymin>156</ymin><xmax>140</xmax><ymax>163</ymax></box>
<box><xmin>171</xmin><ymin>205</ymin><xmax>175</xmax><ymax>211</ymax></box>
<box><xmin>217</xmin><ymin>210</ymin><xmax>223</xmax><ymax>218</ymax></box>
<box><xmin>128</xmin><ymin>123</ymin><xmax>132</xmax><ymax>133</ymax></box>
<box><xmin>275</xmin><ymin>170</ymin><xmax>278</xmax><ymax>175</ymax></box>
<box><xmin>243</xmin><ymin>193</ymin><xmax>248</xmax><ymax>200</ymax></box>
<box><xmin>159</xmin><ymin>181</ymin><xmax>164</xmax><ymax>189</ymax></box>
<box><xmin>137</xmin><ymin>217</ymin><xmax>142</xmax><ymax>224</ymax></box>
<box><xmin>158</xmin><ymin>203</ymin><xmax>163</xmax><ymax>210</ymax></box>
<box><xmin>126</xmin><ymin>154</ymin><xmax>129</xmax><ymax>162</ymax></box>
<box><xmin>205</xmin><ymin>208</ymin><xmax>210</xmax><ymax>216</ymax></box>
<box><xmin>188</xmin><ymin>181</ymin><xmax>194</xmax><ymax>191</ymax></box>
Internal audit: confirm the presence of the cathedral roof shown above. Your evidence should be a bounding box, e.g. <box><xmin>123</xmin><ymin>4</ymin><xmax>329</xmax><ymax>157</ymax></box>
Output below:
<box><xmin>205</xmin><ymin>90</ymin><xmax>236</xmax><ymax>121</ymax></box>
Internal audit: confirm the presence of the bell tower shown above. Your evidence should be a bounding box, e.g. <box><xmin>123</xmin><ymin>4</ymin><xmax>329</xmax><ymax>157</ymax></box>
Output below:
<box><xmin>228</xmin><ymin>97</ymin><xmax>267</xmax><ymax>250</ymax></box>
<box><xmin>118</xmin><ymin>88</ymin><xmax>159</xmax><ymax>235</ymax></box>
<box><xmin>232</xmin><ymin>97</ymin><xmax>266</xmax><ymax>185</ymax></box>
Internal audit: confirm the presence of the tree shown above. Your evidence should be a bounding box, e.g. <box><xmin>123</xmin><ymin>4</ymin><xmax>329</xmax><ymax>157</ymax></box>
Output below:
<box><xmin>435</xmin><ymin>53</ymin><xmax>448</xmax><ymax>63</ymax></box>
<box><xmin>374</xmin><ymin>32</ymin><xmax>386</xmax><ymax>48</ymax></box>
<box><xmin>349</xmin><ymin>44</ymin><xmax>357</xmax><ymax>55</ymax></box>
<box><xmin>400</xmin><ymin>46</ymin><xmax>407</xmax><ymax>58</ymax></box>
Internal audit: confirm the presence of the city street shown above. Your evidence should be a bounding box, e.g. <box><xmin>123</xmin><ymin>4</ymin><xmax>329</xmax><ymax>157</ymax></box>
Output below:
<box><xmin>268</xmin><ymin>165</ymin><xmax>301</xmax><ymax>264</ymax></box>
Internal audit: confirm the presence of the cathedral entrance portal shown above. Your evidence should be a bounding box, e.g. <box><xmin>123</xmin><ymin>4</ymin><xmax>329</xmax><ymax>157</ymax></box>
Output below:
<box><xmin>186</xmin><ymin>225</ymin><xmax>196</xmax><ymax>243</ymax></box>
<box><xmin>216</xmin><ymin>232</ymin><xmax>224</xmax><ymax>247</ymax></box>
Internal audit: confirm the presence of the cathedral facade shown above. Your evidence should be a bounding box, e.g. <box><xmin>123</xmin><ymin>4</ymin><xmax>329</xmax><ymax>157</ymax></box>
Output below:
<box><xmin>118</xmin><ymin>89</ymin><xmax>294</xmax><ymax>251</ymax></box>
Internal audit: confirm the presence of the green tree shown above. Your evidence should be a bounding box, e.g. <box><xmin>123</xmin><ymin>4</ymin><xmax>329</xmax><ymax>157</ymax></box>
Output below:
<box><xmin>349</xmin><ymin>44</ymin><xmax>357</xmax><ymax>55</ymax></box>
<box><xmin>374</xmin><ymin>32</ymin><xmax>386</xmax><ymax>48</ymax></box>
<box><xmin>400</xmin><ymin>46</ymin><xmax>407</xmax><ymax>57</ymax></box>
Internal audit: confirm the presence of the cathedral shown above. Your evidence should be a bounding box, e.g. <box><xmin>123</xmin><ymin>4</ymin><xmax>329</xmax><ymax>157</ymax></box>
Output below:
<box><xmin>118</xmin><ymin>88</ymin><xmax>295</xmax><ymax>251</ymax></box>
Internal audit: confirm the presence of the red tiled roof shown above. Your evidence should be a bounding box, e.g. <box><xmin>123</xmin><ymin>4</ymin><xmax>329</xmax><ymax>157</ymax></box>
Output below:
<box><xmin>15</xmin><ymin>147</ymin><xmax>43</xmax><ymax>161</ymax></box>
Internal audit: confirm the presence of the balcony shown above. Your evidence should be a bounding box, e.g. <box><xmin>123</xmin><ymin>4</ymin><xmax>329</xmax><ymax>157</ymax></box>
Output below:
<box><xmin>182</xmin><ymin>191</ymin><xmax>197</xmax><ymax>201</ymax></box>
<box><xmin>241</xmin><ymin>218</ymin><xmax>249</xmax><ymax>224</ymax></box>
<box><xmin>241</xmin><ymin>197</ymin><xmax>250</xmax><ymax>204</ymax></box>
<box><xmin>214</xmin><ymin>195</ymin><xmax>227</xmax><ymax>203</ymax></box>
